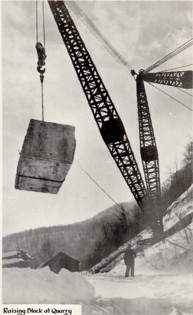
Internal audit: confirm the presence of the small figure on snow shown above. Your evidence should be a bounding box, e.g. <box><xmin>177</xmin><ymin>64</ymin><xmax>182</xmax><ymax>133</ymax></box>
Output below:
<box><xmin>123</xmin><ymin>244</ymin><xmax>136</xmax><ymax>277</ymax></box>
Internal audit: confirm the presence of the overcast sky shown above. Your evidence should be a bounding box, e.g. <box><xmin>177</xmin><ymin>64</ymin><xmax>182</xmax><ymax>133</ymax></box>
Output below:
<box><xmin>2</xmin><ymin>1</ymin><xmax>193</xmax><ymax>236</ymax></box>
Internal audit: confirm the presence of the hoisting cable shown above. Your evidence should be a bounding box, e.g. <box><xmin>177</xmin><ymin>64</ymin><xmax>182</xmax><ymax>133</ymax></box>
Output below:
<box><xmin>144</xmin><ymin>38</ymin><xmax>193</xmax><ymax>74</ymax></box>
<box><xmin>41</xmin><ymin>80</ymin><xmax>44</xmax><ymax>121</ymax></box>
<box><xmin>160</xmin><ymin>63</ymin><xmax>193</xmax><ymax>72</ymax></box>
<box><xmin>77</xmin><ymin>161</ymin><xmax>147</xmax><ymax>229</ymax></box>
<box><xmin>42</xmin><ymin>0</ymin><xmax>46</xmax><ymax>49</ymax></box>
<box><xmin>36</xmin><ymin>0</ymin><xmax>38</xmax><ymax>43</ymax></box>
<box><xmin>77</xmin><ymin>161</ymin><xmax>125</xmax><ymax>211</ymax></box>
<box><xmin>66</xmin><ymin>1</ymin><xmax>134</xmax><ymax>79</ymax></box>
<box><xmin>165</xmin><ymin>239</ymin><xmax>193</xmax><ymax>253</ymax></box>
<box><xmin>174</xmin><ymin>86</ymin><xmax>193</xmax><ymax>98</ymax></box>
<box><xmin>147</xmin><ymin>82</ymin><xmax>193</xmax><ymax>111</ymax></box>
<box><xmin>35</xmin><ymin>0</ymin><xmax>47</xmax><ymax>121</ymax></box>
<box><xmin>78</xmin><ymin>166</ymin><xmax>192</xmax><ymax>249</ymax></box>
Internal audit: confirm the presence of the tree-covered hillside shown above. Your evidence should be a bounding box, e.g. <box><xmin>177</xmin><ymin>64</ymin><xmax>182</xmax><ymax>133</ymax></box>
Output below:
<box><xmin>161</xmin><ymin>141</ymin><xmax>193</xmax><ymax>211</ymax></box>
<box><xmin>3</xmin><ymin>141</ymin><xmax>192</xmax><ymax>270</ymax></box>
<box><xmin>3</xmin><ymin>202</ymin><xmax>143</xmax><ymax>270</ymax></box>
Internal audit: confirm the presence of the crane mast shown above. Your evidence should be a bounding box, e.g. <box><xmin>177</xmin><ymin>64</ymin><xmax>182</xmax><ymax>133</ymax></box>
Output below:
<box><xmin>136</xmin><ymin>72</ymin><xmax>161</xmax><ymax>200</ymax></box>
<box><xmin>135</xmin><ymin>71</ymin><xmax>163</xmax><ymax>234</ymax></box>
<box><xmin>48</xmin><ymin>0</ymin><xmax>147</xmax><ymax>205</ymax></box>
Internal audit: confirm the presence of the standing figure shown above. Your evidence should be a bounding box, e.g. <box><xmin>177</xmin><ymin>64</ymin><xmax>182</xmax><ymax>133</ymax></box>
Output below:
<box><xmin>123</xmin><ymin>244</ymin><xmax>136</xmax><ymax>277</ymax></box>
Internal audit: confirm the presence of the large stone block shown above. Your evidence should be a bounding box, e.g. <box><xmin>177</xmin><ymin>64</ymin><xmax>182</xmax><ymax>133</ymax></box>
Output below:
<box><xmin>15</xmin><ymin>119</ymin><xmax>76</xmax><ymax>194</ymax></box>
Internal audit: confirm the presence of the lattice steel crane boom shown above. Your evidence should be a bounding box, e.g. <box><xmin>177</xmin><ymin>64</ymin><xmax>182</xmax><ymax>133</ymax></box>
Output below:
<box><xmin>143</xmin><ymin>71</ymin><xmax>193</xmax><ymax>89</ymax></box>
<box><xmin>132</xmin><ymin>62</ymin><xmax>193</xmax><ymax>234</ymax></box>
<box><xmin>131</xmin><ymin>70</ymin><xmax>163</xmax><ymax>234</ymax></box>
<box><xmin>136</xmin><ymin>72</ymin><xmax>161</xmax><ymax>201</ymax></box>
<box><xmin>48</xmin><ymin>0</ymin><xmax>147</xmax><ymax>205</ymax></box>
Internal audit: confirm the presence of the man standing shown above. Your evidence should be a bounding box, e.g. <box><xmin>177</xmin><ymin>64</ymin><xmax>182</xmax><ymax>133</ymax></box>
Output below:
<box><xmin>123</xmin><ymin>244</ymin><xmax>136</xmax><ymax>277</ymax></box>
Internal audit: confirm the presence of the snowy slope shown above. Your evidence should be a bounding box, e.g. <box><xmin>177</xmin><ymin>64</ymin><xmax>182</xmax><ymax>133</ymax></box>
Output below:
<box><xmin>164</xmin><ymin>184</ymin><xmax>193</xmax><ymax>230</ymax></box>
<box><xmin>106</xmin><ymin>185</ymin><xmax>193</xmax><ymax>275</ymax></box>
<box><xmin>85</xmin><ymin>185</ymin><xmax>193</xmax><ymax>314</ymax></box>
<box><xmin>107</xmin><ymin>225</ymin><xmax>193</xmax><ymax>276</ymax></box>
<box><xmin>90</xmin><ymin>185</ymin><xmax>193</xmax><ymax>273</ymax></box>
<box><xmin>2</xmin><ymin>185</ymin><xmax>193</xmax><ymax>314</ymax></box>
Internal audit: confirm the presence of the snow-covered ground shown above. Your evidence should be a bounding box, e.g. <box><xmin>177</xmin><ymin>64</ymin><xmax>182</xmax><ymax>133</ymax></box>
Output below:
<box><xmin>84</xmin><ymin>274</ymin><xmax>193</xmax><ymax>315</ymax></box>
<box><xmin>85</xmin><ymin>237</ymin><xmax>193</xmax><ymax>314</ymax></box>
<box><xmin>2</xmin><ymin>186</ymin><xmax>193</xmax><ymax>314</ymax></box>
<box><xmin>3</xmin><ymin>267</ymin><xmax>95</xmax><ymax>304</ymax></box>
<box><xmin>3</xmin><ymin>261</ymin><xmax>193</xmax><ymax>315</ymax></box>
<box><xmin>85</xmin><ymin>221</ymin><xmax>193</xmax><ymax>315</ymax></box>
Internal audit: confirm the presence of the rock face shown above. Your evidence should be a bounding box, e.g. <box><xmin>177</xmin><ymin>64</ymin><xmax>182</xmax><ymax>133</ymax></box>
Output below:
<box><xmin>15</xmin><ymin>119</ymin><xmax>76</xmax><ymax>194</ymax></box>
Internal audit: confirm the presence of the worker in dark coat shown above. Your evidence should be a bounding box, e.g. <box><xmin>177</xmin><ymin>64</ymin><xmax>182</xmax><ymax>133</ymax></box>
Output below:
<box><xmin>123</xmin><ymin>244</ymin><xmax>136</xmax><ymax>277</ymax></box>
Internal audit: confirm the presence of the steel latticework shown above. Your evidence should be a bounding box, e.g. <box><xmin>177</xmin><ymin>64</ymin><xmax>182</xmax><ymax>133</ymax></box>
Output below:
<box><xmin>48</xmin><ymin>0</ymin><xmax>147</xmax><ymax>205</ymax></box>
<box><xmin>136</xmin><ymin>71</ymin><xmax>163</xmax><ymax>233</ymax></box>
<box><xmin>136</xmin><ymin>72</ymin><xmax>161</xmax><ymax>202</ymax></box>
<box><xmin>143</xmin><ymin>71</ymin><xmax>193</xmax><ymax>89</ymax></box>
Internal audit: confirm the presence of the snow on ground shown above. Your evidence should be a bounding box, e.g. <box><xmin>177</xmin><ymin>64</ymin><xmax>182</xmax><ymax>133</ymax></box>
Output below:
<box><xmin>3</xmin><ymin>264</ymin><xmax>193</xmax><ymax>315</ymax></box>
<box><xmin>3</xmin><ymin>267</ymin><xmax>95</xmax><ymax>304</ymax></box>
<box><xmin>2</xmin><ymin>186</ymin><xmax>193</xmax><ymax>314</ymax></box>
<box><xmin>86</xmin><ymin>270</ymin><xmax>193</xmax><ymax>314</ymax></box>
<box><xmin>84</xmin><ymin>187</ymin><xmax>193</xmax><ymax>315</ymax></box>
<box><xmin>2</xmin><ymin>251</ymin><xmax>23</xmax><ymax>264</ymax></box>
<box><xmin>85</xmin><ymin>228</ymin><xmax>193</xmax><ymax>315</ymax></box>
<box><xmin>164</xmin><ymin>184</ymin><xmax>193</xmax><ymax>230</ymax></box>
<box><xmin>3</xmin><ymin>258</ymin><xmax>23</xmax><ymax>264</ymax></box>
<box><xmin>90</xmin><ymin>186</ymin><xmax>193</xmax><ymax>274</ymax></box>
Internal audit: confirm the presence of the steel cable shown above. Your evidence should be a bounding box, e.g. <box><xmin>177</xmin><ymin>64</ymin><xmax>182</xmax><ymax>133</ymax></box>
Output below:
<box><xmin>36</xmin><ymin>0</ymin><xmax>46</xmax><ymax>121</ymax></box>
<box><xmin>144</xmin><ymin>38</ymin><xmax>193</xmax><ymax>73</ymax></box>
<box><xmin>147</xmin><ymin>82</ymin><xmax>193</xmax><ymax>111</ymax></box>
<box><xmin>160</xmin><ymin>64</ymin><xmax>193</xmax><ymax>72</ymax></box>
<box><xmin>66</xmin><ymin>1</ymin><xmax>134</xmax><ymax>78</ymax></box>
